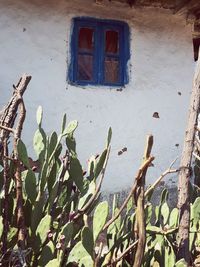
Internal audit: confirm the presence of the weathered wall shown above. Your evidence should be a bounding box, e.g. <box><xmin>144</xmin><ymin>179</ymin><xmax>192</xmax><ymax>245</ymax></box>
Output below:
<box><xmin>0</xmin><ymin>0</ymin><xmax>194</xmax><ymax>192</ymax></box>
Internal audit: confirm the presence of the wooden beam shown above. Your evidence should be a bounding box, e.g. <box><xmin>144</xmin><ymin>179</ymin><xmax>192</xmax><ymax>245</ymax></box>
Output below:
<box><xmin>177</xmin><ymin>50</ymin><xmax>200</xmax><ymax>263</ymax></box>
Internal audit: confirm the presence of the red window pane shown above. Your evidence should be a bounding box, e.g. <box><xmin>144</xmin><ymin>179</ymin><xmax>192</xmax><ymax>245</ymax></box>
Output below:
<box><xmin>78</xmin><ymin>28</ymin><xmax>94</xmax><ymax>51</ymax></box>
<box><xmin>105</xmin><ymin>58</ymin><xmax>119</xmax><ymax>83</ymax></box>
<box><xmin>105</xmin><ymin>30</ymin><xmax>119</xmax><ymax>54</ymax></box>
<box><xmin>78</xmin><ymin>54</ymin><xmax>93</xmax><ymax>81</ymax></box>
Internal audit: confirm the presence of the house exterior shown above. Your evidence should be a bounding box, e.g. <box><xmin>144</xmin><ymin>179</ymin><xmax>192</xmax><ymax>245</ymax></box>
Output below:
<box><xmin>0</xmin><ymin>0</ymin><xmax>199</xmax><ymax>193</ymax></box>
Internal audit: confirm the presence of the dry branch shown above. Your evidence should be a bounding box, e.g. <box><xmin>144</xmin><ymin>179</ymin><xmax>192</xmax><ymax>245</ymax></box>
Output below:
<box><xmin>0</xmin><ymin>74</ymin><xmax>31</xmax><ymax>252</ymax></box>
<box><xmin>13</xmin><ymin>99</ymin><xmax>27</xmax><ymax>249</ymax></box>
<box><xmin>133</xmin><ymin>135</ymin><xmax>153</xmax><ymax>267</ymax></box>
<box><xmin>145</xmin><ymin>158</ymin><xmax>178</xmax><ymax>197</ymax></box>
<box><xmin>177</xmin><ymin>53</ymin><xmax>200</xmax><ymax>263</ymax></box>
<box><xmin>2</xmin><ymin>139</ymin><xmax>9</xmax><ymax>254</ymax></box>
<box><xmin>107</xmin><ymin>240</ymin><xmax>138</xmax><ymax>266</ymax></box>
<box><xmin>103</xmin><ymin>155</ymin><xmax>154</xmax><ymax>231</ymax></box>
<box><xmin>103</xmin><ymin>158</ymin><xmax>180</xmax><ymax>266</ymax></box>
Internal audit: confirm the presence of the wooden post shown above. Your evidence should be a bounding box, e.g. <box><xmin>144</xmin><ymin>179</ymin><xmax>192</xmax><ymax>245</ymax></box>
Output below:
<box><xmin>177</xmin><ymin>54</ymin><xmax>200</xmax><ymax>263</ymax></box>
<box><xmin>0</xmin><ymin>74</ymin><xmax>31</xmax><ymax>252</ymax></box>
<box><xmin>133</xmin><ymin>135</ymin><xmax>153</xmax><ymax>267</ymax></box>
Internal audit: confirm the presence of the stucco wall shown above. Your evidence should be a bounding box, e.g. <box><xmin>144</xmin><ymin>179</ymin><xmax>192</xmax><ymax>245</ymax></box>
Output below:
<box><xmin>0</xmin><ymin>0</ymin><xmax>194</xmax><ymax>192</ymax></box>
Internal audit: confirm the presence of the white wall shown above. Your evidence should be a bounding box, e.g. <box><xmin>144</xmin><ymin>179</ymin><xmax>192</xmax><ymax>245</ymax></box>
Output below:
<box><xmin>0</xmin><ymin>0</ymin><xmax>194</xmax><ymax>192</ymax></box>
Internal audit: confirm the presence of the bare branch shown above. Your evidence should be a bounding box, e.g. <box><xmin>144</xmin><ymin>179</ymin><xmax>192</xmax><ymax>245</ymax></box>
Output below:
<box><xmin>193</xmin><ymin>152</ymin><xmax>200</xmax><ymax>161</ymax></box>
<box><xmin>105</xmin><ymin>240</ymin><xmax>138</xmax><ymax>266</ymax></box>
<box><xmin>0</xmin><ymin>125</ymin><xmax>15</xmax><ymax>133</ymax></box>
<box><xmin>133</xmin><ymin>135</ymin><xmax>153</xmax><ymax>267</ymax></box>
<box><xmin>95</xmin><ymin>242</ymin><xmax>103</xmax><ymax>267</ymax></box>
<box><xmin>13</xmin><ymin>99</ymin><xmax>27</xmax><ymax>249</ymax></box>
<box><xmin>0</xmin><ymin>75</ymin><xmax>31</xmax><ymax>253</ymax></box>
<box><xmin>145</xmin><ymin>158</ymin><xmax>179</xmax><ymax>197</ymax></box>
<box><xmin>103</xmin><ymin>156</ymin><xmax>154</xmax><ymax>231</ymax></box>
<box><xmin>177</xmin><ymin>51</ymin><xmax>200</xmax><ymax>262</ymax></box>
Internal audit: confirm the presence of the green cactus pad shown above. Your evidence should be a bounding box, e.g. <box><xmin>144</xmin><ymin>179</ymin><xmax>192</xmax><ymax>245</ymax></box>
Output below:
<box><xmin>93</xmin><ymin>201</ymin><xmax>109</xmax><ymax>243</ymax></box>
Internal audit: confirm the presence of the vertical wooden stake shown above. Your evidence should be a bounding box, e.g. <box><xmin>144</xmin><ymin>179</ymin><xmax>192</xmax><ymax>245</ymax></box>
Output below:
<box><xmin>133</xmin><ymin>135</ymin><xmax>153</xmax><ymax>267</ymax></box>
<box><xmin>177</xmin><ymin>55</ymin><xmax>200</xmax><ymax>263</ymax></box>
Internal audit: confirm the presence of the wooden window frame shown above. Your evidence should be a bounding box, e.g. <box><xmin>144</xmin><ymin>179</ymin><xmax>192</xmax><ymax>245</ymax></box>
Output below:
<box><xmin>68</xmin><ymin>17</ymin><xmax>130</xmax><ymax>87</ymax></box>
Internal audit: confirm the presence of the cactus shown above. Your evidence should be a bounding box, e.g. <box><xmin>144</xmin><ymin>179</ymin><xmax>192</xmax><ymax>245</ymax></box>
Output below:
<box><xmin>81</xmin><ymin>226</ymin><xmax>94</xmax><ymax>257</ymax></box>
<box><xmin>36</xmin><ymin>214</ymin><xmax>51</xmax><ymax>244</ymax></box>
<box><xmin>79</xmin><ymin>256</ymin><xmax>94</xmax><ymax>267</ymax></box>
<box><xmin>161</xmin><ymin>202</ymin><xmax>170</xmax><ymax>225</ymax></box>
<box><xmin>38</xmin><ymin>241</ymin><xmax>54</xmax><ymax>266</ymax></box>
<box><xmin>69</xmin><ymin>156</ymin><xmax>84</xmax><ymax>192</ymax></box>
<box><xmin>169</xmin><ymin>208</ymin><xmax>179</xmax><ymax>228</ymax></box>
<box><xmin>45</xmin><ymin>259</ymin><xmax>60</xmax><ymax>267</ymax></box>
<box><xmin>33</xmin><ymin>128</ymin><xmax>46</xmax><ymax>159</ymax></box>
<box><xmin>36</xmin><ymin>105</ymin><xmax>43</xmax><ymax>127</ymax></box>
<box><xmin>67</xmin><ymin>241</ymin><xmax>92</xmax><ymax>265</ymax></box>
<box><xmin>2</xmin><ymin>106</ymin><xmax>200</xmax><ymax>267</ymax></box>
<box><xmin>93</xmin><ymin>201</ymin><xmax>109</xmax><ymax>243</ymax></box>
<box><xmin>62</xmin><ymin>120</ymin><xmax>78</xmax><ymax>136</ymax></box>
<box><xmin>17</xmin><ymin>139</ymin><xmax>30</xmax><ymax>168</ymax></box>
<box><xmin>175</xmin><ymin>259</ymin><xmax>187</xmax><ymax>266</ymax></box>
<box><xmin>23</xmin><ymin>170</ymin><xmax>37</xmax><ymax>204</ymax></box>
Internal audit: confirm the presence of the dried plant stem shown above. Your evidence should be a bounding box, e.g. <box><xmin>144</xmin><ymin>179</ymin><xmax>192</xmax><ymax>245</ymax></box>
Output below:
<box><xmin>102</xmin><ymin>157</ymin><xmax>178</xmax><ymax>266</ymax></box>
<box><xmin>0</xmin><ymin>74</ymin><xmax>31</xmax><ymax>142</ymax></box>
<box><xmin>95</xmin><ymin>242</ymin><xmax>103</xmax><ymax>267</ymax></box>
<box><xmin>196</xmin><ymin>126</ymin><xmax>200</xmax><ymax>132</ymax></box>
<box><xmin>107</xmin><ymin>240</ymin><xmax>138</xmax><ymax>266</ymax></box>
<box><xmin>193</xmin><ymin>152</ymin><xmax>200</xmax><ymax>161</ymax></box>
<box><xmin>177</xmin><ymin>52</ymin><xmax>200</xmax><ymax>262</ymax></box>
<box><xmin>14</xmin><ymin>99</ymin><xmax>27</xmax><ymax>249</ymax></box>
<box><xmin>103</xmin><ymin>155</ymin><xmax>154</xmax><ymax>231</ymax></box>
<box><xmin>0</xmin><ymin>74</ymin><xmax>31</xmax><ymax>252</ymax></box>
<box><xmin>145</xmin><ymin>158</ymin><xmax>179</xmax><ymax>197</ymax></box>
<box><xmin>103</xmin><ymin>156</ymin><xmax>177</xmax><ymax>235</ymax></box>
<box><xmin>0</xmin><ymin>125</ymin><xmax>15</xmax><ymax>133</ymax></box>
<box><xmin>2</xmin><ymin>139</ymin><xmax>10</xmax><ymax>254</ymax></box>
<box><xmin>133</xmin><ymin>135</ymin><xmax>153</xmax><ymax>267</ymax></box>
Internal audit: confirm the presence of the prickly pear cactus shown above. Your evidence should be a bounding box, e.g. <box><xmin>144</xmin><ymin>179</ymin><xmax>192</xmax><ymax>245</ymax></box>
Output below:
<box><xmin>0</xmin><ymin>107</ymin><xmax>112</xmax><ymax>266</ymax></box>
<box><xmin>2</xmin><ymin>106</ymin><xmax>200</xmax><ymax>267</ymax></box>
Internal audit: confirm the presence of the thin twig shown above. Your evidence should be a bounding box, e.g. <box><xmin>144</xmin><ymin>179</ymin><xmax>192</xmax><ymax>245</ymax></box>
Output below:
<box><xmin>193</xmin><ymin>184</ymin><xmax>200</xmax><ymax>191</ymax></box>
<box><xmin>195</xmin><ymin>126</ymin><xmax>200</xmax><ymax>132</ymax></box>
<box><xmin>145</xmin><ymin>158</ymin><xmax>179</xmax><ymax>197</ymax></box>
<box><xmin>195</xmin><ymin>135</ymin><xmax>200</xmax><ymax>146</ymax></box>
<box><xmin>95</xmin><ymin>242</ymin><xmax>103</xmax><ymax>267</ymax></box>
<box><xmin>106</xmin><ymin>240</ymin><xmax>138</xmax><ymax>266</ymax></box>
<box><xmin>145</xmin><ymin>168</ymin><xmax>178</xmax><ymax>197</ymax></box>
<box><xmin>0</xmin><ymin>125</ymin><xmax>15</xmax><ymax>133</ymax></box>
<box><xmin>3</xmin><ymin>156</ymin><xmax>15</xmax><ymax>162</ymax></box>
<box><xmin>193</xmin><ymin>152</ymin><xmax>200</xmax><ymax>161</ymax></box>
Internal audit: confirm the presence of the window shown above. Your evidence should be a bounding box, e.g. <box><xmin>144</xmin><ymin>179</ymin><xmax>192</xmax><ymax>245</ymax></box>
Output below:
<box><xmin>69</xmin><ymin>17</ymin><xmax>130</xmax><ymax>86</ymax></box>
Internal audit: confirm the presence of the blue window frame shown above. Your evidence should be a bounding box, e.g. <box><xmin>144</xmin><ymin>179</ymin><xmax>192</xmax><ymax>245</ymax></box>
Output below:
<box><xmin>69</xmin><ymin>17</ymin><xmax>130</xmax><ymax>86</ymax></box>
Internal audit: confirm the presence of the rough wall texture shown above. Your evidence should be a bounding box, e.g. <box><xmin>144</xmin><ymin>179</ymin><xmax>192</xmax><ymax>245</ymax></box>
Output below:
<box><xmin>0</xmin><ymin>0</ymin><xmax>194</xmax><ymax>192</ymax></box>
